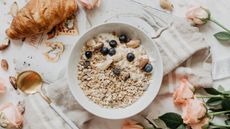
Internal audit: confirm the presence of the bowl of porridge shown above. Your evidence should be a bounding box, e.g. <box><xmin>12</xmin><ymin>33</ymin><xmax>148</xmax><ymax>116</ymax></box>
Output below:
<box><xmin>67</xmin><ymin>23</ymin><xmax>163</xmax><ymax>119</ymax></box>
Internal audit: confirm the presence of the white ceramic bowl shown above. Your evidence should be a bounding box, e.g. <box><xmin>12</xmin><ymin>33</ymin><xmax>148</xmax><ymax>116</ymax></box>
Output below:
<box><xmin>67</xmin><ymin>23</ymin><xmax>163</xmax><ymax>119</ymax></box>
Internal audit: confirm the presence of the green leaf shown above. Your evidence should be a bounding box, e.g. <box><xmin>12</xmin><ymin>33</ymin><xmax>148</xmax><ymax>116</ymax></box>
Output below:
<box><xmin>218</xmin><ymin>85</ymin><xmax>225</xmax><ymax>92</ymax></box>
<box><xmin>206</xmin><ymin>98</ymin><xmax>223</xmax><ymax>106</ymax></box>
<box><xmin>214</xmin><ymin>31</ymin><xmax>230</xmax><ymax>41</ymax></box>
<box><xmin>202</xmin><ymin>123</ymin><xmax>209</xmax><ymax>129</ymax></box>
<box><xmin>159</xmin><ymin>112</ymin><xmax>183</xmax><ymax>129</ymax></box>
<box><xmin>204</xmin><ymin>88</ymin><xmax>223</xmax><ymax>95</ymax></box>
<box><xmin>144</xmin><ymin>117</ymin><xmax>157</xmax><ymax>128</ymax></box>
<box><xmin>209</xmin><ymin>108</ymin><xmax>224</xmax><ymax>112</ymax></box>
<box><xmin>223</xmin><ymin>91</ymin><xmax>230</xmax><ymax>95</ymax></box>
<box><xmin>176</xmin><ymin>124</ymin><xmax>186</xmax><ymax>129</ymax></box>
<box><xmin>222</xmin><ymin>99</ymin><xmax>230</xmax><ymax>110</ymax></box>
<box><xmin>217</xmin><ymin>85</ymin><xmax>230</xmax><ymax>95</ymax></box>
<box><xmin>225</xmin><ymin>119</ymin><xmax>230</xmax><ymax>125</ymax></box>
<box><xmin>153</xmin><ymin>119</ymin><xmax>169</xmax><ymax>129</ymax></box>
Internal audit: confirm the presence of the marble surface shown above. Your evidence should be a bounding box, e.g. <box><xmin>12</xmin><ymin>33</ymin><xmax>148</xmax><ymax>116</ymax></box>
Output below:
<box><xmin>0</xmin><ymin>0</ymin><xmax>229</xmax><ymax>127</ymax></box>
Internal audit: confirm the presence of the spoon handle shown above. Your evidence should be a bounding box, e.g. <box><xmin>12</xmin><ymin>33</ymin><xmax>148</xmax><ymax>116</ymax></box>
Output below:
<box><xmin>50</xmin><ymin>103</ymin><xmax>80</xmax><ymax>129</ymax></box>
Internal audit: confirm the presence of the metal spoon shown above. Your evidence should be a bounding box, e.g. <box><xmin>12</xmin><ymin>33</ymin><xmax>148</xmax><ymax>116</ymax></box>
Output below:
<box><xmin>16</xmin><ymin>70</ymin><xmax>79</xmax><ymax>129</ymax></box>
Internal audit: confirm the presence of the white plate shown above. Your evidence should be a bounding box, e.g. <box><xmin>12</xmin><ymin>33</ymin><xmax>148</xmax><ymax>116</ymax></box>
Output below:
<box><xmin>67</xmin><ymin>22</ymin><xmax>163</xmax><ymax>119</ymax></box>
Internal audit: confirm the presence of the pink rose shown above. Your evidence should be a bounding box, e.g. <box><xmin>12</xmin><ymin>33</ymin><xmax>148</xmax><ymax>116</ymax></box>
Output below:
<box><xmin>182</xmin><ymin>99</ymin><xmax>206</xmax><ymax>125</ymax></box>
<box><xmin>186</xmin><ymin>5</ymin><xmax>210</xmax><ymax>25</ymax></box>
<box><xmin>173</xmin><ymin>79</ymin><xmax>194</xmax><ymax>105</ymax></box>
<box><xmin>121</xmin><ymin>120</ymin><xmax>143</xmax><ymax>129</ymax></box>
<box><xmin>190</xmin><ymin>117</ymin><xmax>209</xmax><ymax>129</ymax></box>
<box><xmin>0</xmin><ymin>78</ymin><xmax>6</xmax><ymax>94</ymax></box>
<box><xmin>79</xmin><ymin>0</ymin><xmax>101</xmax><ymax>10</ymax></box>
<box><xmin>0</xmin><ymin>103</ymin><xmax>23</xmax><ymax>128</ymax></box>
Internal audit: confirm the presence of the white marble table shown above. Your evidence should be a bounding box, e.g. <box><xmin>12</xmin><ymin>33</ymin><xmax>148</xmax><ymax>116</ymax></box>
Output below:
<box><xmin>0</xmin><ymin>0</ymin><xmax>229</xmax><ymax>127</ymax></box>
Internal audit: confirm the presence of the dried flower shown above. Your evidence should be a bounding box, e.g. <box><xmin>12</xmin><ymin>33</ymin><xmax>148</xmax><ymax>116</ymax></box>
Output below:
<box><xmin>44</xmin><ymin>42</ymin><xmax>65</xmax><ymax>63</ymax></box>
<box><xmin>9</xmin><ymin>76</ymin><xmax>17</xmax><ymax>90</ymax></box>
<box><xmin>182</xmin><ymin>99</ymin><xmax>206</xmax><ymax>125</ymax></box>
<box><xmin>9</xmin><ymin>1</ymin><xmax>19</xmax><ymax>17</ymax></box>
<box><xmin>173</xmin><ymin>79</ymin><xmax>194</xmax><ymax>105</ymax></box>
<box><xmin>160</xmin><ymin>0</ymin><xmax>173</xmax><ymax>11</ymax></box>
<box><xmin>79</xmin><ymin>0</ymin><xmax>101</xmax><ymax>10</ymax></box>
<box><xmin>0</xmin><ymin>103</ymin><xmax>23</xmax><ymax>128</ymax></box>
<box><xmin>186</xmin><ymin>5</ymin><xmax>210</xmax><ymax>25</ymax></box>
<box><xmin>121</xmin><ymin>120</ymin><xmax>143</xmax><ymax>129</ymax></box>
<box><xmin>1</xmin><ymin>59</ymin><xmax>9</xmax><ymax>71</ymax></box>
<box><xmin>17</xmin><ymin>101</ymin><xmax>25</xmax><ymax>115</ymax></box>
<box><xmin>56</xmin><ymin>15</ymin><xmax>78</xmax><ymax>35</ymax></box>
<box><xmin>0</xmin><ymin>38</ymin><xmax>10</xmax><ymax>51</ymax></box>
<box><xmin>65</xmin><ymin>18</ymin><xmax>75</xmax><ymax>30</ymax></box>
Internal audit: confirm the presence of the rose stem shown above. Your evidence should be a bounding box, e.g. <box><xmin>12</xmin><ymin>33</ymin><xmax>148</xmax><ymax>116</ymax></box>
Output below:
<box><xmin>209</xmin><ymin>18</ymin><xmax>230</xmax><ymax>33</ymax></box>
<box><xmin>209</xmin><ymin>121</ymin><xmax>230</xmax><ymax>128</ymax></box>
<box><xmin>208</xmin><ymin>110</ymin><xmax>230</xmax><ymax>116</ymax></box>
<box><xmin>196</xmin><ymin>95</ymin><xmax>224</xmax><ymax>98</ymax></box>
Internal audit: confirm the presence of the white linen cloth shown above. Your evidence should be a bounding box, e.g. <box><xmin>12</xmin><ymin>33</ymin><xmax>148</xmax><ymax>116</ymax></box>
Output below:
<box><xmin>213</xmin><ymin>57</ymin><xmax>230</xmax><ymax>80</ymax></box>
<box><xmin>23</xmin><ymin>18</ymin><xmax>212</xmax><ymax>129</ymax></box>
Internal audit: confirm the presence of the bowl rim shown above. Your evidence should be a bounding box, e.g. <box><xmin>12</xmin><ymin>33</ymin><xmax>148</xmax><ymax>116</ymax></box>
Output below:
<box><xmin>67</xmin><ymin>22</ymin><xmax>163</xmax><ymax>119</ymax></box>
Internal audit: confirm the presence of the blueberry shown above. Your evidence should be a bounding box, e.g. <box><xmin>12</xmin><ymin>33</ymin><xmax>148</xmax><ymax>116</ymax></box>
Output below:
<box><xmin>112</xmin><ymin>68</ymin><xmax>120</xmax><ymax>76</ymax></box>
<box><xmin>109</xmin><ymin>40</ymin><xmax>117</xmax><ymax>48</ymax></box>
<box><xmin>144</xmin><ymin>64</ymin><xmax>153</xmax><ymax>73</ymax></box>
<box><xmin>119</xmin><ymin>34</ymin><xmax>128</xmax><ymax>43</ymax></box>
<box><xmin>100</xmin><ymin>47</ymin><xmax>109</xmax><ymax>55</ymax></box>
<box><xmin>85</xmin><ymin>51</ymin><xmax>92</xmax><ymax>59</ymax></box>
<box><xmin>127</xmin><ymin>53</ymin><xmax>135</xmax><ymax>62</ymax></box>
<box><xmin>108</xmin><ymin>48</ymin><xmax>116</xmax><ymax>56</ymax></box>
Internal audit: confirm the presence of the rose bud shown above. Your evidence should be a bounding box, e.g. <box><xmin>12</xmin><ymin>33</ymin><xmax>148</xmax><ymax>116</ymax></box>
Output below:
<box><xmin>186</xmin><ymin>5</ymin><xmax>210</xmax><ymax>25</ymax></box>
<box><xmin>173</xmin><ymin>79</ymin><xmax>194</xmax><ymax>105</ymax></box>
<box><xmin>182</xmin><ymin>99</ymin><xmax>207</xmax><ymax>125</ymax></box>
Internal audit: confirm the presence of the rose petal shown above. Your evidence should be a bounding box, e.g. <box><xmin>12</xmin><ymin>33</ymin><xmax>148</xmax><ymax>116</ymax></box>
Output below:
<box><xmin>186</xmin><ymin>5</ymin><xmax>209</xmax><ymax>25</ymax></box>
<box><xmin>93</xmin><ymin>0</ymin><xmax>101</xmax><ymax>7</ymax></box>
<box><xmin>186</xmin><ymin>5</ymin><xmax>200</xmax><ymax>18</ymax></box>
<box><xmin>121</xmin><ymin>120</ymin><xmax>143</xmax><ymax>129</ymax></box>
<box><xmin>194</xmin><ymin>8</ymin><xmax>209</xmax><ymax>19</ymax></box>
<box><xmin>0</xmin><ymin>103</ymin><xmax>23</xmax><ymax>128</ymax></box>
<box><xmin>182</xmin><ymin>99</ymin><xmax>206</xmax><ymax>124</ymax></box>
<box><xmin>192</xmin><ymin>18</ymin><xmax>205</xmax><ymax>25</ymax></box>
<box><xmin>79</xmin><ymin>0</ymin><xmax>93</xmax><ymax>10</ymax></box>
<box><xmin>173</xmin><ymin>79</ymin><xmax>194</xmax><ymax>105</ymax></box>
<box><xmin>190</xmin><ymin>117</ymin><xmax>209</xmax><ymax>129</ymax></box>
<box><xmin>79</xmin><ymin>0</ymin><xmax>101</xmax><ymax>10</ymax></box>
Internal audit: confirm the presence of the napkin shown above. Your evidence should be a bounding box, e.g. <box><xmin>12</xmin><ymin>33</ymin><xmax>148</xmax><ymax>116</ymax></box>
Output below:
<box><xmin>22</xmin><ymin>18</ymin><xmax>212</xmax><ymax>129</ymax></box>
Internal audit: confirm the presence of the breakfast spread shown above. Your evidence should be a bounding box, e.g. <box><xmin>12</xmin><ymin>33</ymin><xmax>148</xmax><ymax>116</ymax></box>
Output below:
<box><xmin>77</xmin><ymin>33</ymin><xmax>154</xmax><ymax>108</ymax></box>
<box><xmin>6</xmin><ymin>0</ymin><xmax>77</xmax><ymax>39</ymax></box>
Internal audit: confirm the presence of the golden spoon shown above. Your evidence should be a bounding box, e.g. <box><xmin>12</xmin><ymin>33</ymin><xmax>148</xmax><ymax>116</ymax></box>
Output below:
<box><xmin>16</xmin><ymin>70</ymin><xmax>79</xmax><ymax>129</ymax></box>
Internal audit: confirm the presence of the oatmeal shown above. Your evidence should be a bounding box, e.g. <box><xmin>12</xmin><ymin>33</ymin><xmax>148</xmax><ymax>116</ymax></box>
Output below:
<box><xmin>77</xmin><ymin>33</ymin><xmax>153</xmax><ymax>108</ymax></box>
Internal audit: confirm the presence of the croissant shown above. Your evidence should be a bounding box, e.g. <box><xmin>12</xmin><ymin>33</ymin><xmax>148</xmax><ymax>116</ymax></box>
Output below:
<box><xmin>6</xmin><ymin>0</ymin><xmax>77</xmax><ymax>39</ymax></box>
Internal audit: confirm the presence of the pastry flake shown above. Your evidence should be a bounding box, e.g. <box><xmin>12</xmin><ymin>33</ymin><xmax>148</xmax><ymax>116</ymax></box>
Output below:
<box><xmin>44</xmin><ymin>41</ymin><xmax>65</xmax><ymax>63</ymax></box>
